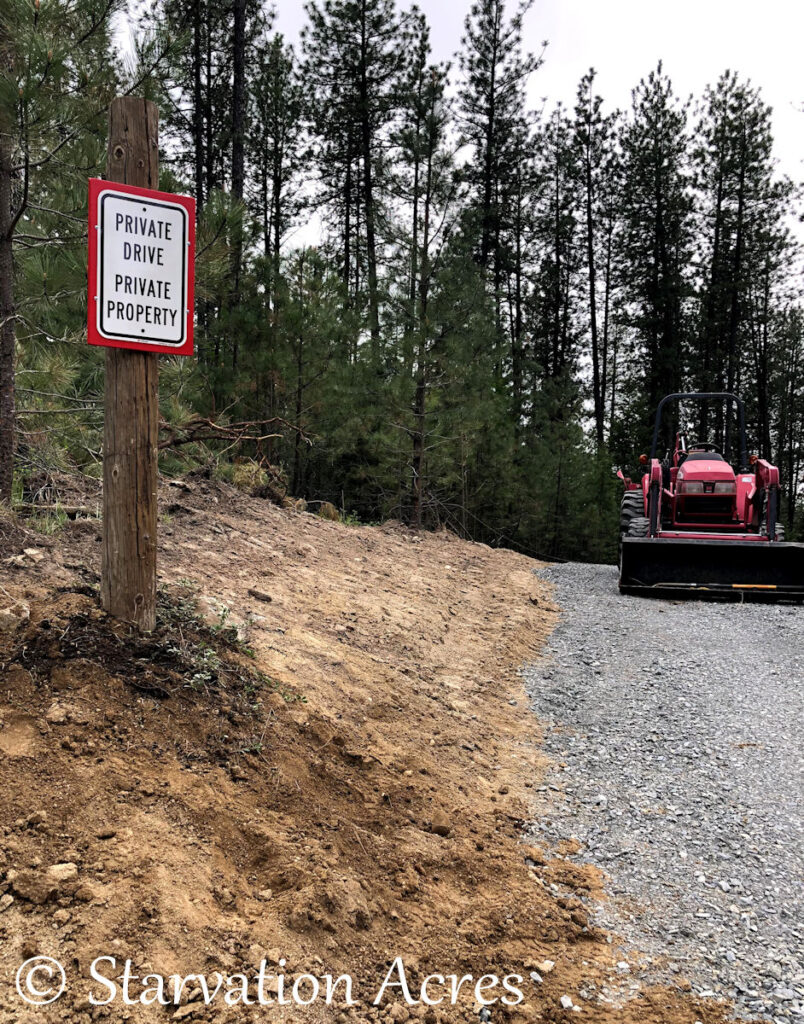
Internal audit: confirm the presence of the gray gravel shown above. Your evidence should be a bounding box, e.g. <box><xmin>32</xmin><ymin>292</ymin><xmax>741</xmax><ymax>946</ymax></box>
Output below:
<box><xmin>523</xmin><ymin>562</ymin><xmax>804</xmax><ymax>1022</ymax></box>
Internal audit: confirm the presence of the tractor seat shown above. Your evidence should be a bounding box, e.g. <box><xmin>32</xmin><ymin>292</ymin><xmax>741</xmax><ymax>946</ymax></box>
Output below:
<box><xmin>684</xmin><ymin>451</ymin><xmax>725</xmax><ymax>461</ymax></box>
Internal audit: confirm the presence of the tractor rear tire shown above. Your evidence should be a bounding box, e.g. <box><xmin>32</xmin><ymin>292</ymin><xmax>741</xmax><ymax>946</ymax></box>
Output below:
<box><xmin>625</xmin><ymin>517</ymin><xmax>650</xmax><ymax>538</ymax></box>
<box><xmin>619</xmin><ymin>516</ymin><xmax>650</xmax><ymax>590</ymax></box>
<box><xmin>620</xmin><ymin>493</ymin><xmax>644</xmax><ymax>534</ymax></box>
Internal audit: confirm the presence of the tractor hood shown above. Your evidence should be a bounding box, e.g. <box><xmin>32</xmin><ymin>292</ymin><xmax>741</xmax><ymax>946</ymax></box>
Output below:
<box><xmin>677</xmin><ymin>459</ymin><xmax>735</xmax><ymax>484</ymax></box>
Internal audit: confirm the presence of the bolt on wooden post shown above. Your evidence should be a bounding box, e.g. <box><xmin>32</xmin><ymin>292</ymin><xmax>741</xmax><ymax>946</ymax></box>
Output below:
<box><xmin>101</xmin><ymin>97</ymin><xmax>159</xmax><ymax>631</ymax></box>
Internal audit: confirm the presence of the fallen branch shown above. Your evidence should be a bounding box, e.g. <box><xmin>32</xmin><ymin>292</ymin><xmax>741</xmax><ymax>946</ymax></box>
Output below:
<box><xmin>158</xmin><ymin>415</ymin><xmax>311</xmax><ymax>451</ymax></box>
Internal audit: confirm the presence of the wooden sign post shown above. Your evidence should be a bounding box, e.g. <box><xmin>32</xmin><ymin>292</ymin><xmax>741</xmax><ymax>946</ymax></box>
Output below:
<box><xmin>92</xmin><ymin>97</ymin><xmax>195</xmax><ymax>631</ymax></box>
<box><xmin>101</xmin><ymin>97</ymin><xmax>160</xmax><ymax>631</ymax></box>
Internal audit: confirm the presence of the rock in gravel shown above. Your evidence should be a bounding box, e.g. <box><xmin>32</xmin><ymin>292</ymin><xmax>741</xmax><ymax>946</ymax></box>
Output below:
<box><xmin>524</xmin><ymin>562</ymin><xmax>804</xmax><ymax>1022</ymax></box>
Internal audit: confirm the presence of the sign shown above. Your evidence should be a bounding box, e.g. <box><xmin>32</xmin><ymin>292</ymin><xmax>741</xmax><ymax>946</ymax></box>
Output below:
<box><xmin>88</xmin><ymin>178</ymin><xmax>195</xmax><ymax>355</ymax></box>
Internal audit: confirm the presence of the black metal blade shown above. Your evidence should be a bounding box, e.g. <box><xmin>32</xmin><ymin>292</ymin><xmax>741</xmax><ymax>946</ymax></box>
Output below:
<box><xmin>620</xmin><ymin>537</ymin><xmax>804</xmax><ymax>598</ymax></box>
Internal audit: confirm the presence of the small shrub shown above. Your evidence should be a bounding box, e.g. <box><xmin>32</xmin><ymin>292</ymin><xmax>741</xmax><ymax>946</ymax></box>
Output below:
<box><xmin>231</xmin><ymin>460</ymin><xmax>268</xmax><ymax>493</ymax></box>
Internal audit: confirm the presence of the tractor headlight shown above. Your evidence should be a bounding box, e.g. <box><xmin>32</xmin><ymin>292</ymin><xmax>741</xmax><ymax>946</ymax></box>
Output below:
<box><xmin>678</xmin><ymin>480</ymin><xmax>704</xmax><ymax>493</ymax></box>
<box><xmin>713</xmin><ymin>482</ymin><xmax>736</xmax><ymax>494</ymax></box>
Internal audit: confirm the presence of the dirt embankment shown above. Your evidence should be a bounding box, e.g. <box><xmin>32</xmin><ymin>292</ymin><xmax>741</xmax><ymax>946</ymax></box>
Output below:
<box><xmin>0</xmin><ymin>477</ymin><xmax>731</xmax><ymax>1024</ymax></box>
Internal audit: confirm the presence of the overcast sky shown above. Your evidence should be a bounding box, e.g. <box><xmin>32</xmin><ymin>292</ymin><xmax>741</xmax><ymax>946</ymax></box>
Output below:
<box><xmin>274</xmin><ymin>0</ymin><xmax>804</xmax><ymax>181</ymax></box>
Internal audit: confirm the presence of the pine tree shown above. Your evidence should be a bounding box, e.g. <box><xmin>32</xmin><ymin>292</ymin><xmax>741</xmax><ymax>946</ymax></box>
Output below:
<box><xmin>302</xmin><ymin>0</ymin><xmax>410</xmax><ymax>350</ymax></box>
<box><xmin>618</xmin><ymin>64</ymin><xmax>692</xmax><ymax>444</ymax></box>
<box><xmin>0</xmin><ymin>0</ymin><xmax>123</xmax><ymax>501</ymax></box>
<box><xmin>573</xmin><ymin>69</ymin><xmax>617</xmax><ymax>446</ymax></box>
<box><xmin>458</xmin><ymin>0</ymin><xmax>542</xmax><ymax>345</ymax></box>
<box><xmin>692</xmin><ymin>71</ymin><xmax>795</xmax><ymax>457</ymax></box>
<box><xmin>531</xmin><ymin>104</ymin><xmax>580</xmax><ymax>385</ymax></box>
<box><xmin>500</xmin><ymin>111</ymin><xmax>536</xmax><ymax>427</ymax></box>
<box><xmin>391</xmin><ymin>19</ymin><xmax>461</xmax><ymax>524</ymax></box>
<box><xmin>773</xmin><ymin>308</ymin><xmax>804</xmax><ymax>534</ymax></box>
<box><xmin>598</xmin><ymin>139</ymin><xmax>623</xmax><ymax>441</ymax></box>
<box><xmin>155</xmin><ymin>0</ymin><xmax>232</xmax><ymax>207</ymax></box>
<box><xmin>244</xmin><ymin>32</ymin><xmax>305</xmax><ymax>446</ymax></box>
<box><xmin>250</xmin><ymin>34</ymin><xmax>305</xmax><ymax>291</ymax></box>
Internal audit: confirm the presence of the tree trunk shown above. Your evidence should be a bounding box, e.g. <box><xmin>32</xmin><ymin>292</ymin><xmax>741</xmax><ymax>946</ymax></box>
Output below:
<box><xmin>343</xmin><ymin>141</ymin><xmax>352</xmax><ymax>308</ymax></box>
<box><xmin>585</xmin><ymin>145</ymin><xmax>603</xmax><ymax>445</ymax></box>
<box><xmin>601</xmin><ymin>211</ymin><xmax>613</xmax><ymax>440</ymax></box>
<box><xmin>229</xmin><ymin>0</ymin><xmax>247</xmax><ymax>371</ymax></box>
<box><xmin>725</xmin><ymin>131</ymin><xmax>747</xmax><ymax>458</ymax></box>
<box><xmin>292</xmin><ymin>253</ymin><xmax>305</xmax><ymax>495</ymax></box>
<box><xmin>411</xmin><ymin>101</ymin><xmax>435</xmax><ymax>528</ymax></box>
<box><xmin>205</xmin><ymin>26</ymin><xmax>214</xmax><ymax>199</ymax></box>
<box><xmin>551</xmin><ymin>146</ymin><xmax>561</xmax><ymax>376</ymax></box>
<box><xmin>272</xmin><ymin>156</ymin><xmax>282</xmax><ymax>281</ymax></box>
<box><xmin>193</xmin><ymin>0</ymin><xmax>205</xmax><ymax>213</ymax></box>
<box><xmin>480</xmin><ymin>24</ymin><xmax>498</xmax><ymax>268</ymax></box>
<box><xmin>408</xmin><ymin>99</ymin><xmax>421</xmax><ymax>339</ymax></box>
<box><xmin>358</xmin><ymin>3</ymin><xmax>380</xmax><ymax>351</ymax></box>
<box><xmin>511</xmin><ymin>177</ymin><xmax>523</xmax><ymax>425</ymax></box>
<box><xmin>700</xmin><ymin>153</ymin><xmax>724</xmax><ymax>440</ymax></box>
<box><xmin>231</xmin><ymin>0</ymin><xmax>246</xmax><ymax>202</ymax></box>
<box><xmin>0</xmin><ymin>136</ymin><xmax>14</xmax><ymax>503</ymax></box>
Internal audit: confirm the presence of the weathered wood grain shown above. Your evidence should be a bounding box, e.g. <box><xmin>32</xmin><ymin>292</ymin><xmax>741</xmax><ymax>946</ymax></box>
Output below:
<box><xmin>100</xmin><ymin>97</ymin><xmax>159</xmax><ymax>631</ymax></box>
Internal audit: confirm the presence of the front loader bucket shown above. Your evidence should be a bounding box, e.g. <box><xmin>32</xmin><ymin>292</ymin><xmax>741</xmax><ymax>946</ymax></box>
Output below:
<box><xmin>619</xmin><ymin>537</ymin><xmax>804</xmax><ymax>599</ymax></box>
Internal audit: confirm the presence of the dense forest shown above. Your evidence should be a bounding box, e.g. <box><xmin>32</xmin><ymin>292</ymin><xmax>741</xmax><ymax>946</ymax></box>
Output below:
<box><xmin>2</xmin><ymin>0</ymin><xmax>803</xmax><ymax>561</ymax></box>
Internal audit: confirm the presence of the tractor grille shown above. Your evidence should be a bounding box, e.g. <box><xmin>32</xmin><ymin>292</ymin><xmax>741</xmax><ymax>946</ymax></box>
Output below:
<box><xmin>678</xmin><ymin>495</ymin><xmax>734</xmax><ymax>521</ymax></box>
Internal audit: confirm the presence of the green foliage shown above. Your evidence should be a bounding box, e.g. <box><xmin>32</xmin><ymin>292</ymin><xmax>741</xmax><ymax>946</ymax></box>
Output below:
<box><xmin>26</xmin><ymin>503</ymin><xmax>69</xmax><ymax>536</ymax></box>
<box><xmin>156</xmin><ymin>583</ymin><xmax>305</xmax><ymax>702</ymax></box>
<box><xmin>6</xmin><ymin>0</ymin><xmax>804</xmax><ymax>555</ymax></box>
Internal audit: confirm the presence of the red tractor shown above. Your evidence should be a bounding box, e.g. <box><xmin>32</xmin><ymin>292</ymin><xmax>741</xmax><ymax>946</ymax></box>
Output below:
<box><xmin>619</xmin><ymin>392</ymin><xmax>804</xmax><ymax>596</ymax></box>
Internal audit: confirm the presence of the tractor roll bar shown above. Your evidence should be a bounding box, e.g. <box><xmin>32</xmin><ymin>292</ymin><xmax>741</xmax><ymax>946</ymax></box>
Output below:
<box><xmin>649</xmin><ymin>392</ymin><xmax>749</xmax><ymax>471</ymax></box>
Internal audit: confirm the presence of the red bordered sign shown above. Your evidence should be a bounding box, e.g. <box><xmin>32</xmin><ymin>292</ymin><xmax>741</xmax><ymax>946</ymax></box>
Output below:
<box><xmin>88</xmin><ymin>178</ymin><xmax>195</xmax><ymax>356</ymax></box>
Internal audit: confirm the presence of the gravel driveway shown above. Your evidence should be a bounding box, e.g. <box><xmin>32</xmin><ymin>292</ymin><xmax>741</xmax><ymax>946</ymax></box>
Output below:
<box><xmin>524</xmin><ymin>563</ymin><xmax>804</xmax><ymax>1023</ymax></box>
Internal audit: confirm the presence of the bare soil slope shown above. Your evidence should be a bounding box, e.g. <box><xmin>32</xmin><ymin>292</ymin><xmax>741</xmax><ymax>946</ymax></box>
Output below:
<box><xmin>0</xmin><ymin>477</ymin><xmax>732</xmax><ymax>1024</ymax></box>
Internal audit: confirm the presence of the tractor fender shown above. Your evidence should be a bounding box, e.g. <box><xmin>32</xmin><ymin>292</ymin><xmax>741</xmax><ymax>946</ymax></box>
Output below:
<box><xmin>642</xmin><ymin>459</ymin><xmax>663</xmax><ymax>498</ymax></box>
<box><xmin>755</xmin><ymin>459</ymin><xmax>780</xmax><ymax>490</ymax></box>
<box><xmin>649</xmin><ymin>459</ymin><xmax>663</xmax><ymax>487</ymax></box>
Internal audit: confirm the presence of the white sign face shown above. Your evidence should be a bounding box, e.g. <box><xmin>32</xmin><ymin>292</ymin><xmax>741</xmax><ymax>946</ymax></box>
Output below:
<box><xmin>96</xmin><ymin>190</ymin><xmax>189</xmax><ymax>347</ymax></box>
